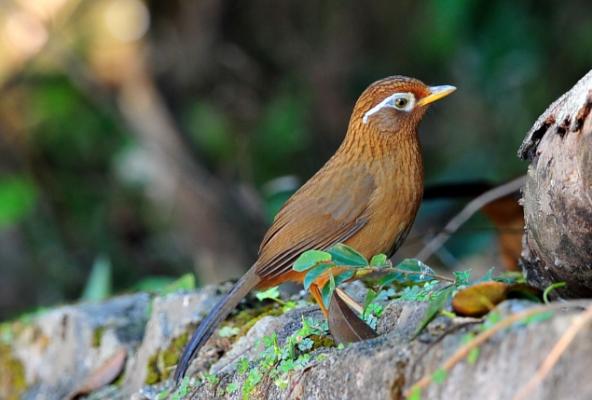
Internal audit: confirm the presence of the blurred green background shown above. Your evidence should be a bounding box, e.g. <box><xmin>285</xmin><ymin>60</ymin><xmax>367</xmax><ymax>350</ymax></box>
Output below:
<box><xmin>0</xmin><ymin>0</ymin><xmax>590</xmax><ymax>319</ymax></box>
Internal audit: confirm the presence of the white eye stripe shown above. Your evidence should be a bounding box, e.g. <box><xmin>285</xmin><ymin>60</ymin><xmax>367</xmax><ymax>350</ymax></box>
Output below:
<box><xmin>362</xmin><ymin>92</ymin><xmax>416</xmax><ymax>123</ymax></box>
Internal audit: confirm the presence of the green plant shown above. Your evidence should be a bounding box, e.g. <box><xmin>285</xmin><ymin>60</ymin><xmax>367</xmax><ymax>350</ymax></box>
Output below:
<box><xmin>225</xmin><ymin>316</ymin><xmax>331</xmax><ymax>399</ymax></box>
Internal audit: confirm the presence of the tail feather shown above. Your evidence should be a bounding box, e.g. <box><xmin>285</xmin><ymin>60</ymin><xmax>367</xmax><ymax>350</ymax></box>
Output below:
<box><xmin>173</xmin><ymin>268</ymin><xmax>260</xmax><ymax>383</ymax></box>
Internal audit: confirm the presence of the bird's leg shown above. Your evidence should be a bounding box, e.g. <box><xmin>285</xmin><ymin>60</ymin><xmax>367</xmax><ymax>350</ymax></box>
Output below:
<box><xmin>309</xmin><ymin>284</ymin><xmax>329</xmax><ymax>318</ymax></box>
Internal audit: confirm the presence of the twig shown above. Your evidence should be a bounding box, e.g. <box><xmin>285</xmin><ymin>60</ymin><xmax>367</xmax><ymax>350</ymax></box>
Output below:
<box><xmin>403</xmin><ymin>301</ymin><xmax>588</xmax><ymax>398</ymax></box>
<box><xmin>512</xmin><ymin>303</ymin><xmax>592</xmax><ymax>400</ymax></box>
<box><xmin>416</xmin><ymin>175</ymin><xmax>526</xmax><ymax>262</ymax></box>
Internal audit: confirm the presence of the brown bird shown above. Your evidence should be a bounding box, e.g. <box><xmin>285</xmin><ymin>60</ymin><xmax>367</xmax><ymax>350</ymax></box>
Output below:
<box><xmin>174</xmin><ymin>75</ymin><xmax>455</xmax><ymax>382</ymax></box>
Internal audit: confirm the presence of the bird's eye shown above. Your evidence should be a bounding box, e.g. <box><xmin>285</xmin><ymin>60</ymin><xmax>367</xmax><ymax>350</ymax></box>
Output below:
<box><xmin>394</xmin><ymin>97</ymin><xmax>409</xmax><ymax>109</ymax></box>
<box><xmin>362</xmin><ymin>92</ymin><xmax>416</xmax><ymax>123</ymax></box>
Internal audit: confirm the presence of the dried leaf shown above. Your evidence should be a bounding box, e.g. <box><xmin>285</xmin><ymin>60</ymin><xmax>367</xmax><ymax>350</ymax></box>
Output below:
<box><xmin>328</xmin><ymin>289</ymin><xmax>377</xmax><ymax>344</ymax></box>
<box><xmin>68</xmin><ymin>348</ymin><xmax>127</xmax><ymax>399</ymax></box>
<box><xmin>452</xmin><ymin>281</ymin><xmax>510</xmax><ymax>317</ymax></box>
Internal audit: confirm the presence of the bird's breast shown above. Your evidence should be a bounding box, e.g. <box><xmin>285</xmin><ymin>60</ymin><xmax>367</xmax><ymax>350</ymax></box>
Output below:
<box><xmin>345</xmin><ymin>142</ymin><xmax>423</xmax><ymax>258</ymax></box>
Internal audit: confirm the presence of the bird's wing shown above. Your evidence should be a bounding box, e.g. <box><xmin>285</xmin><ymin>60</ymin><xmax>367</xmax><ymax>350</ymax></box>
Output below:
<box><xmin>256</xmin><ymin>164</ymin><xmax>376</xmax><ymax>282</ymax></box>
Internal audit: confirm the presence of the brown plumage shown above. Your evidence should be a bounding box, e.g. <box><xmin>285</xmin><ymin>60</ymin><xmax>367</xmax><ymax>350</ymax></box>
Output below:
<box><xmin>174</xmin><ymin>76</ymin><xmax>455</xmax><ymax>382</ymax></box>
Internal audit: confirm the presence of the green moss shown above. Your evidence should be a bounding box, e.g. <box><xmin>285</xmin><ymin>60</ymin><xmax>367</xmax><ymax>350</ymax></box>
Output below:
<box><xmin>309</xmin><ymin>334</ymin><xmax>335</xmax><ymax>349</ymax></box>
<box><xmin>143</xmin><ymin>302</ymin><xmax>287</xmax><ymax>385</ymax></box>
<box><xmin>0</xmin><ymin>343</ymin><xmax>26</xmax><ymax>400</ymax></box>
<box><xmin>92</xmin><ymin>326</ymin><xmax>106</xmax><ymax>348</ymax></box>
<box><xmin>227</xmin><ymin>303</ymin><xmax>285</xmax><ymax>339</ymax></box>
<box><xmin>144</xmin><ymin>329</ymin><xmax>193</xmax><ymax>385</ymax></box>
<box><xmin>145</xmin><ymin>353</ymin><xmax>161</xmax><ymax>385</ymax></box>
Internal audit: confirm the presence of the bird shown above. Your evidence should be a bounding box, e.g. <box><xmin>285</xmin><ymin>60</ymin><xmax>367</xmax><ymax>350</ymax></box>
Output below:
<box><xmin>174</xmin><ymin>75</ymin><xmax>455</xmax><ymax>382</ymax></box>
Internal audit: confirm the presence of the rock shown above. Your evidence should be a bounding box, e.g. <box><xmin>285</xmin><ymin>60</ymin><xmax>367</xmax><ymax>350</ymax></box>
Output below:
<box><xmin>518</xmin><ymin>69</ymin><xmax>592</xmax><ymax>297</ymax></box>
<box><xmin>2</xmin><ymin>284</ymin><xmax>592</xmax><ymax>400</ymax></box>
<box><xmin>3</xmin><ymin>293</ymin><xmax>150</xmax><ymax>400</ymax></box>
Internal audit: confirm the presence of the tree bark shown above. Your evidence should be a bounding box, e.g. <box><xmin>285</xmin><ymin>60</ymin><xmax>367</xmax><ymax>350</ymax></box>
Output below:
<box><xmin>518</xmin><ymin>69</ymin><xmax>592</xmax><ymax>297</ymax></box>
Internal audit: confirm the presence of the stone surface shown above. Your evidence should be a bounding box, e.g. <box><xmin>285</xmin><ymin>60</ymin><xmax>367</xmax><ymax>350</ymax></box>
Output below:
<box><xmin>2</xmin><ymin>283</ymin><xmax>592</xmax><ymax>400</ymax></box>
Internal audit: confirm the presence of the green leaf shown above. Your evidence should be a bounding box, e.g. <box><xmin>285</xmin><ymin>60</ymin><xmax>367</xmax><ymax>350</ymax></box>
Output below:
<box><xmin>327</xmin><ymin>243</ymin><xmax>368</xmax><ymax>267</ymax></box>
<box><xmin>293</xmin><ymin>250</ymin><xmax>332</xmax><ymax>272</ymax></box>
<box><xmin>303</xmin><ymin>264</ymin><xmax>333</xmax><ymax>291</ymax></box>
<box><xmin>0</xmin><ymin>176</ymin><xmax>37</xmax><ymax>229</ymax></box>
<box><xmin>160</xmin><ymin>273</ymin><xmax>195</xmax><ymax>295</ymax></box>
<box><xmin>321</xmin><ymin>273</ymin><xmax>336</xmax><ymax>309</ymax></box>
<box><xmin>81</xmin><ymin>256</ymin><xmax>112</xmax><ymax>301</ymax></box>
<box><xmin>414</xmin><ymin>285</ymin><xmax>454</xmax><ymax>336</ymax></box>
<box><xmin>432</xmin><ymin>368</ymin><xmax>448</xmax><ymax>384</ymax></box>
<box><xmin>370</xmin><ymin>253</ymin><xmax>388</xmax><ymax>267</ymax></box>
<box><xmin>362</xmin><ymin>289</ymin><xmax>378</xmax><ymax>319</ymax></box>
<box><xmin>333</xmin><ymin>270</ymin><xmax>355</xmax><ymax>286</ymax></box>
<box><xmin>255</xmin><ymin>286</ymin><xmax>281</xmax><ymax>301</ymax></box>
<box><xmin>131</xmin><ymin>276</ymin><xmax>176</xmax><ymax>293</ymax></box>
<box><xmin>494</xmin><ymin>271</ymin><xmax>526</xmax><ymax>284</ymax></box>
<box><xmin>454</xmin><ymin>270</ymin><xmax>471</xmax><ymax>286</ymax></box>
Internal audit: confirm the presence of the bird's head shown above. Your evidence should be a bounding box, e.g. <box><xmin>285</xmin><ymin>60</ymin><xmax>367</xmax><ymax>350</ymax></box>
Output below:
<box><xmin>351</xmin><ymin>75</ymin><xmax>455</xmax><ymax>136</ymax></box>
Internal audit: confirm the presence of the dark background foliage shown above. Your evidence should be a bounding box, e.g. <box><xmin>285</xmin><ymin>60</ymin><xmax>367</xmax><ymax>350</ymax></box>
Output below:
<box><xmin>0</xmin><ymin>0</ymin><xmax>590</xmax><ymax>319</ymax></box>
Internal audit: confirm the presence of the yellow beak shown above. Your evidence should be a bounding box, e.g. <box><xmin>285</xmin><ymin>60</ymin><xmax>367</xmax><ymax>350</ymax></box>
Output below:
<box><xmin>416</xmin><ymin>85</ymin><xmax>456</xmax><ymax>107</ymax></box>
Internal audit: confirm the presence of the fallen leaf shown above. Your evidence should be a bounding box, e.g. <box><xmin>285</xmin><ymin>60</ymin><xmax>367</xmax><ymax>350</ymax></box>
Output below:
<box><xmin>452</xmin><ymin>281</ymin><xmax>510</xmax><ymax>317</ymax></box>
<box><xmin>68</xmin><ymin>347</ymin><xmax>127</xmax><ymax>399</ymax></box>
<box><xmin>328</xmin><ymin>289</ymin><xmax>377</xmax><ymax>344</ymax></box>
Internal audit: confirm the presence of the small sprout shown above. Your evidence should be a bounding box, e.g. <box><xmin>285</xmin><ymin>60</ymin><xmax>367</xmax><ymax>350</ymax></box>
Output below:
<box><xmin>203</xmin><ymin>372</ymin><xmax>219</xmax><ymax>385</ymax></box>
<box><xmin>278</xmin><ymin>358</ymin><xmax>295</xmax><ymax>373</ymax></box>
<box><xmin>408</xmin><ymin>386</ymin><xmax>422</xmax><ymax>400</ymax></box>
<box><xmin>467</xmin><ymin>347</ymin><xmax>480</xmax><ymax>365</ymax></box>
<box><xmin>316</xmin><ymin>353</ymin><xmax>328</xmax><ymax>362</ymax></box>
<box><xmin>225</xmin><ymin>382</ymin><xmax>238</xmax><ymax>394</ymax></box>
<box><xmin>169</xmin><ymin>377</ymin><xmax>191</xmax><ymax>400</ymax></box>
<box><xmin>237</xmin><ymin>357</ymin><xmax>249</xmax><ymax>375</ymax></box>
<box><xmin>543</xmin><ymin>282</ymin><xmax>566</xmax><ymax>304</ymax></box>
<box><xmin>242</xmin><ymin>368</ymin><xmax>263</xmax><ymax>399</ymax></box>
<box><xmin>483</xmin><ymin>311</ymin><xmax>502</xmax><ymax>329</ymax></box>
<box><xmin>218</xmin><ymin>326</ymin><xmax>240</xmax><ymax>338</ymax></box>
<box><xmin>432</xmin><ymin>368</ymin><xmax>448</xmax><ymax>384</ymax></box>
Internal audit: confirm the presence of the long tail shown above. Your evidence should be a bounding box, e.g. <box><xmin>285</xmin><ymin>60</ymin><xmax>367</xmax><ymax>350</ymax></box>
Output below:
<box><xmin>173</xmin><ymin>267</ymin><xmax>260</xmax><ymax>383</ymax></box>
